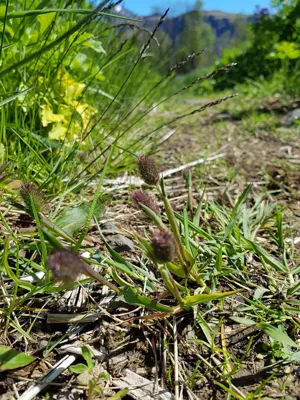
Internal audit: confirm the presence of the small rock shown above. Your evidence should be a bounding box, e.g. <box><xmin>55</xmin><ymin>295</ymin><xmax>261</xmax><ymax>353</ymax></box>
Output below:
<box><xmin>282</xmin><ymin>108</ymin><xmax>300</xmax><ymax>125</ymax></box>
<box><xmin>106</xmin><ymin>234</ymin><xmax>135</xmax><ymax>253</ymax></box>
<box><xmin>100</xmin><ymin>222</ymin><xmax>121</xmax><ymax>235</ymax></box>
<box><xmin>214</xmin><ymin>112</ymin><xmax>232</xmax><ymax>121</ymax></box>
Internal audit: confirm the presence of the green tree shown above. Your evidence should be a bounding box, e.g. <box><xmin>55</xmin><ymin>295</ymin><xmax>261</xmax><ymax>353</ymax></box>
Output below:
<box><xmin>230</xmin><ymin>15</ymin><xmax>249</xmax><ymax>48</ymax></box>
<box><xmin>215</xmin><ymin>1</ymin><xmax>300</xmax><ymax>92</ymax></box>
<box><xmin>177</xmin><ymin>1</ymin><xmax>215</xmax><ymax>72</ymax></box>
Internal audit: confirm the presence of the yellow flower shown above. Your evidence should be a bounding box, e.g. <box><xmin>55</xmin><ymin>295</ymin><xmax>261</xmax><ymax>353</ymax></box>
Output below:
<box><xmin>41</xmin><ymin>104</ymin><xmax>65</xmax><ymax>127</ymax></box>
<box><xmin>48</xmin><ymin>123</ymin><xmax>67</xmax><ymax>140</ymax></box>
<box><xmin>58</xmin><ymin>71</ymin><xmax>85</xmax><ymax>101</ymax></box>
<box><xmin>65</xmin><ymin>83</ymin><xmax>85</xmax><ymax>101</ymax></box>
<box><xmin>72</xmin><ymin>101</ymin><xmax>96</xmax><ymax>126</ymax></box>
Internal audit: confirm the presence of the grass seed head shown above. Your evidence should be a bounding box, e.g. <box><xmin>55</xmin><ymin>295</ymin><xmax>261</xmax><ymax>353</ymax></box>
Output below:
<box><xmin>48</xmin><ymin>248</ymin><xmax>85</xmax><ymax>284</ymax></box>
<box><xmin>131</xmin><ymin>189</ymin><xmax>161</xmax><ymax>215</ymax></box>
<box><xmin>151</xmin><ymin>230</ymin><xmax>176</xmax><ymax>263</ymax></box>
<box><xmin>137</xmin><ymin>155</ymin><xmax>159</xmax><ymax>186</ymax></box>
<box><xmin>20</xmin><ymin>182</ymin><xmax>46</xmax><ymax>214</ymax></box>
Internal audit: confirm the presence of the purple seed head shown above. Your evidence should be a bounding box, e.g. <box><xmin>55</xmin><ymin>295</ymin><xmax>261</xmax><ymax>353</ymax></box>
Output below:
<box><xmin>48</xmin><ymin>248</ymin><xmax>86</xmax><ymax>284</ymax></box>
<box><xmin>131</xmin><ymin>189</ymin><xmax>160</xmax><ymax>215</ymax></box>
<box><xmin>151</xmin><ymin>230</ymin><xmax>176</xmax><ymax>263</ymax></box>
<box><xmin>20</xmin><ymin>182</ymin><xmax>46</xmax><ymax>214</ymax></box>
<box><xmin>137</xmin><ymin>156</ymin><xmax>159</xmax><ymax>186</ymax></box>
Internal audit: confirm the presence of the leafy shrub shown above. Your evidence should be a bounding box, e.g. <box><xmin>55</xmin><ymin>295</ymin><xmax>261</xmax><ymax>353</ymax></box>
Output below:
<box><xmin>215</xmin><ymin>1</ymin><xmax>300</xmax><ymax>93</ymax></box>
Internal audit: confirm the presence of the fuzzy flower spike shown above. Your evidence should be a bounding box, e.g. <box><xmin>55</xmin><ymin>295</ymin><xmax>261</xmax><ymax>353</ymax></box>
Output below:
<box><xmin>48</xmin><ymin>248</ymin><xmax>120</xmax><ymax>293</ymax></box>
<box><xmin>48</xmin><ymin>248</ymin><xmax>85</xmax><ymax>284</ymax></box>
<box><xmin>137</xmin><ymin>155</ymin><xmax>160</xmax><ymax>186</ymax></box>
<box><xmin>131</xmin><ymin>189</ymin><xmax>161</xmax><ymax>215</ymax></box>
<box><xmin>151</xmin><ymin>230</ymin><xmax>176</xmax><ymax>263</ymax></box>
<box><xmin>20</xmin><ymin>182</ymin><xmax>46</xmax><ymax>214</ymax></box>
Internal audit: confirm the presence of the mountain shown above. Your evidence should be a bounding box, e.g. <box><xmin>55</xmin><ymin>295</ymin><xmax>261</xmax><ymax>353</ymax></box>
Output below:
<box><xmin>111</xmin><ymin>6</ymin><xmax>252</xmax><ymax>59</ymax></box>
<box><xmin>142</xmin><ymin>10</ymin><xmax>251</xmax><ymax>40</ymax></box>
<box><xmin>112</xmin><ymin>6</ymin><xmax>251</xmax><ymax>40</ymax></box>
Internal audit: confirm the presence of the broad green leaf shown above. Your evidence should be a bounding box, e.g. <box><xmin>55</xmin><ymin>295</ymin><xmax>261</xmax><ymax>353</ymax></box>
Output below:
<box><xmin>215</xmin><ymin>246</ymin><xmax>223</xmax><ymax>271</ymax></box>
<box><xmin>81</xmin><ymin>347</ymin><xmax>93</xmax><ymax>370</ymax></box>
<box><xmin>0</xmin><ymin>346</ymin><xmax>35</xmax><ymax>371</ymax></box>
<box><xmin>38</xmin><ymin>12</ymin><xmax>56</xmax><ymax>34</ymax></box>
<box><xmin>0</xmin><ymin>22</ymin><xmax>14</xmax><ymax>36</ymax></box>
<box><xmin>86</xmin><ymin>38</ymin><xmax>106</xmax><ymax>54</ymax></box>
<box><xmin>102</xmin><ymin>236</ymin><xmax>130</xmax><ymax>265</ymax></box>
<box><xmin>230</xmin><ymin>316</ymin><xmax>256</xmax><ymax>325</ymax></box>
<box><xmin>70</xmin><ymin>363</ymin><xmax>88</xmax><ymax>374</ymax></box>
<box><xmin>257</xmin><ymin>323</ymin><xmax>297</xmax><ymax>347</ymax></box>
<box><xmin>159</xmin><ymin>267</ymin><xmax>183</xmax><ymax>305</ymax></box>
<box><xmin>94</xmin><ymin>386</ymin><xmax>104</xmax><ymax>394</ymax></box>
<box><xmin>108</xmin><ymin>389</ymin><xmax>129</xmax><ymax>400</ymax></box>
<box><xmin>120</xmin><ymin>287</ymin><xmax>173</xmax><ymax>313</ymax></box>
<box><xmin>0</xmin><ymin>5</ymin><xmax>108</xmax><ymax>80</ymax></box>
<box><xmin>166</xmin><ymin>261</ymin><xmax>186</xmax><ymax>278</ymax></box>
<box><xmin>55</xmin><ymin>200</ymin><xmax>106</xmax><ymax>236</ymax></box>
<box><xmin>183</xmin><ymin>290</ymin><xmax>240</xmax><ymax>308</ymax></box>
<box><xmin>289</xmin><ymin>351</ymin><xmax>300</xmax><ymax>363</ymax></box>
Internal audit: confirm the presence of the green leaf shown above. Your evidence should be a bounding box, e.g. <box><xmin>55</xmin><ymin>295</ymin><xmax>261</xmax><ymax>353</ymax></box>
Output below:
<box><xmin>140</xmin><ymin>204</ymin><xmax>166</xmax><ymax>230</ymax></box>
<box><xmin>37</xmin><ymin>11</ymin><xmax>56</xmax><ymax>34</ymax></box>
<box><xmin>257</xmin><ymin>323</ymin><xmax>297</xmax><ymax>347</ymax></box>
<box><xmin>81</xmin><ymin>346</ymin><xmax>93</xmax><ymax>371</ymax></box>
<box><xmin>230</xmin><ymin>316</ymin><xmax>256</xmax><ymax>325</ymax></box>
<box><xmin>174</xmin><ymin>212</ymin><xmax>215</xmax><ymax>241</ymax></box>
<box><xmin>183</xmin><ymin>290</ymin><xmax>240</xmax><ymax>308</ymax></box>
<box><xmin>0</xmin><ymin>346</ymin><xmax>35</xmax><ymax>371</ymax></box>
<box><xmin>0</xmin><ymin>9</ymin><xmax>141</xmax><ymax>22</ymax></box>
<box><xmin>94</xmin><ymin>385</ymin><xmax>104</xmax><ymax>394</ymax></box>
<box><xmin>108</xmin><ymin>389</ymin><xmax>129</xmax><ymax>400</ymax></box>
<box><xmin>120</xmin><ymin>287</ymin><xmax>173</xmax><ymax>313</ymax></box>
<box><xmin>244</xmin><ymin>239</ymin><xmax>289</xmax><ymax>272</ymax></box>
<box><xmin>0</xmin><ymin>87</ymin><xmax>33</xmax><ymax>107</ymax></box>
<box><xmin>70</xmin><ymin>363</ymin><xmax>88</xmax><ymax>374</ymax></box>
<box><xmin>2</xmin><ymin>238</ymin><xmax>34</xmax><ymax>291</ymax></box>
<box><xmin>56</xmin><ymin>200</ymin><xmax>106</xmax><ymax>236</ymax></box>
<box><xmin>166</xmin><ymin>261</ymin><xmax>186</xmax><ymax>278</ymax></box>
<box><xmin>0</xmin><ymin>5</ymin><xmax>109</xmax><ymax>80</ymax></box>
<box><xmin>86</xmin><ymin>38</ymin><xmax>106</xmax><ymax>54</ymax></box>
<box><xmin>215</xmin><ymin>246</ymin><xmax>223</xmax><ymax>271</ymax></box>
<box><xmin>223</xmin><ymin>184</ymin><xmax>252</xmax><ymax>241</ymax></box>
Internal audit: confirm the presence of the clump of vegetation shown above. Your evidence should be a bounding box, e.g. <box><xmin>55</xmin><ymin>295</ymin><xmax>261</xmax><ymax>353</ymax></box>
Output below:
<box><xmin>215</xmin><ymin>0</ymin><xmax>300</xmax><ymax>94</ymax></box>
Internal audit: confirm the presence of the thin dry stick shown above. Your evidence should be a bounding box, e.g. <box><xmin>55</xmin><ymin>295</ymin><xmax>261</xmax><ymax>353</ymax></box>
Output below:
<box><xmin>101</xmin><ymin>151</ymin><xmax>226</xmax><ymax>190</ymax></box>
<box><xmin>18</xmin><ymin>355</ymin><xmax>77</xmax><ymax>400</ymax></box>
<box><xmin>173</xmin><ymin>315</ymin><xmax>179</xmax><ymax>400</ymax></box>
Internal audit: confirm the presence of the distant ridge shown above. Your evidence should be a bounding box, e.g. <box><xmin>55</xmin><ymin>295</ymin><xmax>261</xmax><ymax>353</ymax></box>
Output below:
<box><xmin>112</xmin><ymin>5</ymin><xmax>252</xmax><ymax>55</ymax></box>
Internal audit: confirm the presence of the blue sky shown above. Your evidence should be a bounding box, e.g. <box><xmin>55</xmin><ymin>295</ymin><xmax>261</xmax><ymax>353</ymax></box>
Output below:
<box><xmin>122</xmin><ymin>0</ymin><xmax>271</xmax><ymax>15</ymax></box>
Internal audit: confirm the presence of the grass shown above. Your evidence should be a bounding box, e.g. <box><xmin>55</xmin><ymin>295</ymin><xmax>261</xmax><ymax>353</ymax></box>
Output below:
<box><xmin>0</xmin><ymin>1</ymin><xmax>300</xmax><ymax>399</ymax></box>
